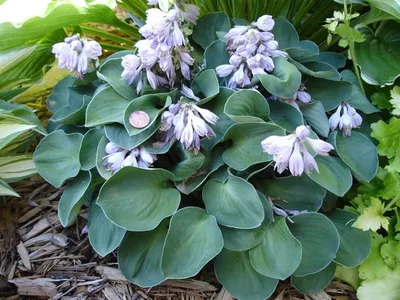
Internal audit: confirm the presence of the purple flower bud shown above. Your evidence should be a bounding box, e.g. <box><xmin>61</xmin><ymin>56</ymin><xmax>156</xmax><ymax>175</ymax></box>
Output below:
<box><xmin>216</xmin><ymin>64</ymin><xmax>235</xmax><ymax>77</ymax></box>
<box><xmin>295</xmin><ymin>125</ymin><xmax>310</xmax><ymax>141</ymax></box>
<box><xmin>289</xmin><ymin>142</ymin><xmax>304</xmax><ymax>176</ymax></box>
<box><xmin>296</xmin><ymin>91</ymin><xmax>312</xmax><ymax>103</ymax></box>
<box><xmin>255</xmin><ymin>15</ymin><xmax>275</xmax><ymax>32</ymax></box>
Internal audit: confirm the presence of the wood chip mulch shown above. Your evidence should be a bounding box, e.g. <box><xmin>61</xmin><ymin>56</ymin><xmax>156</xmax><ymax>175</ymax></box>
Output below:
<box><xmin>0</xmin><ymin>177</ymin><xmax>357</xmax><ymax>300</ymax></box>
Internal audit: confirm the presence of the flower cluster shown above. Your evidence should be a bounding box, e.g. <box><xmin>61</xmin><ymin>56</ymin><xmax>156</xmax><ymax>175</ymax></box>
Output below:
<box><xmin>103</xmin><ymin>142</ymin><xmax>157</xmax><ymax>173</ymax></box>
<box><xmin>121</xmin><ymin>0</ymin><xmax>199</xmax><ymax>93</ymax></box>
<box><xmin>329</xmin><ymin>103</ymin><xmax>362</xmax><ymax>136</ymax></box>
<box><xmin>159</xmin><ymin>98</ymin><xmax>218</xmax><ymax>153</ymax></box>
<box><xmin>216</xmin><ymin>15</ymin><xmax>287</xmax><ymax>88</ymax></box>
<box><xmin>262</xmin><ymin>125</ymin><xmax>334</xmax><ymax>176</ymax></box>
<box><xmin>52</xmin><ymin>34</ymin><xmax>102</xmax><ymax>79</ymax></box>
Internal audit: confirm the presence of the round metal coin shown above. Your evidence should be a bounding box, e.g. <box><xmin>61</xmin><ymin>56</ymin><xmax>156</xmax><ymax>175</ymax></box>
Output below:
<box><xmin>129</xmin><ymin>110</ymin><xmax>150</xmax><ymax>129</ymax></box>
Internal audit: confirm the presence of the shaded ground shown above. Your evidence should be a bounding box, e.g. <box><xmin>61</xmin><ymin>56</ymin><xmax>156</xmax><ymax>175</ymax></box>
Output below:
<box><xmin>0</xmin><ymin>177</ymin><xmax>357</xmax><ymax>300</ymax></box>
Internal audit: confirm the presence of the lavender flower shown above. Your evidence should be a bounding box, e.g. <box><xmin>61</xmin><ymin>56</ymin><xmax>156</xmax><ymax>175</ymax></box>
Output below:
<box><xmin>279</xmin><ymin>84</ymin><xmax>312</xmax><ymax>110</ymax></box>
<box><xmin>158</xmin><ymin>100</ymin><xmax>218</xmax><ymax>153</ymax></box>
<box><xmin>215</xmin><ymin>15</ymin><xmax>287</xmax><ymax>88</ymax></box>
<box><xmin>121</xmin><ymin>1</ymin><xmax>199</xmax><ymax>93</ymax></box>
<box><xmin>103</xmin><ymin>142</ymin><xmax>157</xmax><ymax>173</ymax></box>
<box><xmin>328</xmin><ymin>103</ymin><xmax>362</xmax><ymax>136</ymax></box>
<box><xmin>261</xmin><ymin>125</ymin><xmax>334</xmax><ymax>176</ymax></box>
<box><xmin>52</xmin><ymin>34</ymin><xmax>102</xmax><ymax>79</ymax></box>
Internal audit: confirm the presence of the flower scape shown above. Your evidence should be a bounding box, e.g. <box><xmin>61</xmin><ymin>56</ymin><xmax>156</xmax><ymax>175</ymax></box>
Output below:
<box><xmin>33</xmin><ymin>0</ymin><xmax>378</xmax><ymax>299</ymax></box>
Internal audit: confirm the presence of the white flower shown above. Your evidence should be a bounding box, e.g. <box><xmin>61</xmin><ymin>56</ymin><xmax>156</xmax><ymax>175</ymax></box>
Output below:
<box><xmin>296</xmin><ymin>91</ymin><xmax>311</xmax><ymax>103</ymax></box>
<box><xmin>225</xmin><ymin>26</ymin><xmax>249</xmax><ymax>40</ymax></box>
<box><xmin>183</xmin><ymin>3</ymin><xmax>200</xmax><ymax>24</ymax></box>
<box><xmin>191</xmin><ymin>104</ymin><xmax>219</xmax><ymax>124</ymax></box>
<box><xmin>122</xmin><ymin>152</ymin><xmax>139</xmax><ymax>168</ymax></box>
<box><xmin>261</xmin><ymin>125</ymin><xmax>334</xmax><ymax>176</ymax></box>
<box><xmin>104</xmin><ymin>150</ymin><xmax>128</xmax><ymax>172</ymax></box>
<box><xmin>306</xmin><ymin>138</ymin><xmax>334</xmax><ymax>156</ymax></box>
<box><xmin>289</xmin><ymin>142</ymin><xmax>304</xmax><ymax>176</ymax></box>
<box><xmin>255</xmin><ymin>15</ymin><xmax>275</xmax><ymax>31</ymax></box>
<box><xmin>216</xmin><ymin>64</ymin><xmax>236</xmax><ymax>77</ymax></box>
<box><xmin>329</xmin><ymin>105</ymin><xmax>342</xmax><ymax>130</ymax></box>
<box><xmin>181</xmin><ymin>85</ymin><xmax>200</xmax><ymax>101</ymax></box>
<box><xmin>121</xmin><ymin>54</ymin><xmax>143</xmax><ymax>85</ymax></box>
<box><xmin>105</xmin><ymin>142</ymin><xmax>121</xmax><ymax>154</ymax></box>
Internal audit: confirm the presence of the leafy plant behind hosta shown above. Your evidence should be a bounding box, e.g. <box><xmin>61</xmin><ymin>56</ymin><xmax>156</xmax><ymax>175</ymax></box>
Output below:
<box><xmin>0</xmin><ymin>101</ymin><xmax>47</xmax><ymax>196</ymax></box>
<box><xmin>32</xmin><ymin>2</ymin><xmax>378</xmax><ymax>299</ymax></box>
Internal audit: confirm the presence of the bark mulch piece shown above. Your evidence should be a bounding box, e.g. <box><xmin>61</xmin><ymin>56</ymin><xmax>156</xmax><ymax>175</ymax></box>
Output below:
<box><xmin>0</xmin><ymin>177</ymin><xmax>357</xmax><ymax>300</ymax></box>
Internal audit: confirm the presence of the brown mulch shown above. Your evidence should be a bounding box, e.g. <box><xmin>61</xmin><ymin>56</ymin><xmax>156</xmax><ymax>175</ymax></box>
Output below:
<box><xmin>0</xmin><ymin>177</ymin><xmax>357</xmax><ymax>300</ymax></box>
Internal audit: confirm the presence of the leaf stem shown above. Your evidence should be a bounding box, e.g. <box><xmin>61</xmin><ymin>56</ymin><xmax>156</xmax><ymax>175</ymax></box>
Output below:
<box><xmin>343</xmin><ymin>0</ymin><xmax>366</xmax><ymax>95</ymax></box>
<box><xmin>382</xmin><ymin>194</ymin><xmax>400</xmax><ymax>214</ymax></box>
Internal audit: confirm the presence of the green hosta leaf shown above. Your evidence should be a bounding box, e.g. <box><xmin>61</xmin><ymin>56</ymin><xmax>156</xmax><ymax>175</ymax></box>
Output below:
<box><xmin>105</xmin><ymin>121</ymin><xmax>160</xmax><ymax>150</ymax></box>
<box><xmin>257</xmin><ymin>57</ymin><xmax>301</xmax><ymax>99</ymax></box>
<box><xmin>52</xmin><ymin>94</ymin><xmax>91</xmax><ymax>125</ymax></box>
<box><xmin>271</xmin><ymin>17</ymin><xmax>300</xmax><ymax>50</ymax></box>
<box><xmin>123</xmin><ymin>93</ymin><xmax>173</xmax><ymax>136</ymax></box>
<box><xmin>268</xmin><ymin>100</ymin><xmax>304</xmax><ymax>132</ymax></box>
<box><xmin>256</xmin><ymin>175</ymin><xmax>326</xmax><ymax>212</ymax></box>
<box><xmin>308</xmin><ymin>155</ymin><xmax>353</xmax><ymax>197</ymax></box>
<box><xmin>79</xmin><ymin>128</ymin><xmax>104</xmax><ymax>171</ymax></box>
<box><xmin>330</xmin><ymin>131</ymin><xmax>378</xmax><ymax>182</ymax></box>
<box><xmin>221</xmin><ymin>226</ymin><xmax>265</xmax><ymax>252</ymax></box>
<box><xmin>231</xmin><ymin>162</ymin><xmax>271</xmax><ymax>181</ymax></box>
<box><xmin>341</xmin><ymin>70</ymin><xmax>379</xmax><ymax>114</ymax></box>
<box><xmin>0</xmin><ymin>178</ymin><xmax>19</xmax><ymax>197</ymax></box>
<box><xmin>302</xmin><ymin>52</ymin><xmax>346</xmax><ymax>69</ymax></box>
<box><xmin>224</xmin><ymin>90</ymin><xmax>269</xmax><ymax>123</ymax></box>
<box><xmin>118</xmin><ymin>220</ymin><xmax>168</xmax><ymax>287</ymax></box>
<box><xmin>257</xmin><ymin>191</ymin><xmax>274</xmax><ymax>227</ymax></box>
<box><xmin>289</xmin><ymin>213</ymin><xmax>340</xmax><ymax>276</ymax></box>
<box><xmin>170</xmin><ymin>144</ymin><xmax>205</xmax><ymax>181</ymax></box>
<box><xmin>300</xmin><ymin>101</ymin><xmax>330</xmax><ymax>137</ymax></box>
<box><xmin>290</xmin><ymin>60</ymin><xmax>340</xmax><ymax>80</ymax></box>
<box><xmin>215</xmin><ymin>249</ymin><xmax>278</xmax><ymax>300</ymax></box>
<box><xmin>202</xmin><ymin>174</ymin><xmax>264</xmax><ymax>229</ymax></box>
<box><xmin>204</xmin><ymin>40</ymin><xmax>230</xmax><ymax>70</ymax></box>
<box><xmin>47</xmin><ymin>76</ymin><xmax>74</xmax><ymax>113</ymax></box>
<box><xmin>97</xmin><ymin>57</ymin><xmax>137</xmax><ymax>99</ymax></box>
<box><xmin>201</xmin><ymin>87</ymin><xmax>235</xmax><ymax>150</ymax></box>
<box><xmin>192</xmin><ymin>12</ymin><xmax>230</xmax><ymax>50</ymax></box>
<box><xmin>355</xmin><ymin>22</ymin><xmax>400</xmax><ymax>85</ymax></box>
<box><xmin>291</xmin><ymin>263</ymin><xmax>337</xmax><ymax>295</ymax></box>
<box><xmin>222</xmin><ymin>123</ymin><xmax>285</xmax><ymax>171</ymax></box>
<box><xmin>306</xmin><ymin>78</ymin><xmax>353</xmax><ymax>111</ymax></box>
<box><xmin>192</xmin><ymin>69</ymin><xmax>219</xmax><ymax>105</ymax></box>
<box><xmin>286</xmin><ymin>40</ymin><xmax>319</xmax><ymax>62</ymax></box>
<box><xmin>367</xmin><ymin>0</ymin><xmax>400</xmax><ymax>19</ymax></box>
<box><xmin>96</xmin><ymin>135</ymin><xmax>113</xmax><ymax>180</ymax></box>
<box><xmin>162</xmin><ymin>207</ymin><xmax>223</xmax><ymax>279</ymax></box>
<box><xmin>328</xmin><ymin>209</ymin><xmax>371</xmax><ymax>267</ymax></box>
<box><xmin>176</xmin><ymin>146</ymin><xmax>225</xmax><ymax>194</ymax></box>
<box><xmin>33</xmin><ymin>130</ymin><xmax>83</xmax><ymax>187</ymax></box>
<box><xmin>249</xmin><ymin>217</ymin><xmax>302</xmax><ymax>280</ymax></box>
<box><xmin>97</xmin><ymin>167</ymin><xmax>180</xmax><ymax>231</ymax></box>
<box><xmin>58</xmin><ymin>171</ymin><xmax>92</xmax><ymax>227</ymax></box>
<box><xmin>86</xmin><ymin>85</ymin><xmax>131</xmax><ymax>127</ymax></box>
<box><xmin>0</xmin><ymin>154</ymin><xmax>36</xmax><ymax>182</ymax></box>
<box><xmin>88</xmin><ymin>203</ymin><xmax>126</xmax><ymax>257</ymax></box>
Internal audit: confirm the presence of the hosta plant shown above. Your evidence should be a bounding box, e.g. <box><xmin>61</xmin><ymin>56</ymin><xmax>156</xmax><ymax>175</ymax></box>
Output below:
<box><xmin>34</xmin><ymin>0</ymin><xmax>377</xmax><ymax>298</ymax></box>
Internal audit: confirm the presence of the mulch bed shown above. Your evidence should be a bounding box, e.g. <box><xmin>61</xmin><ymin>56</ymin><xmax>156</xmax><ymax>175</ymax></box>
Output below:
<box><xmin>0</xmin><ymin>177</ymin><xmax>357</xmax><ymax>300</ymax></box>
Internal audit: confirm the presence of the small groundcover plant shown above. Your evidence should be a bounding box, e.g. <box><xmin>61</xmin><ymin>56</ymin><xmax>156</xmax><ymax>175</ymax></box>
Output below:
<box><xmin>33</xmin><ymin>0</ymin><xmax>379</xmax><ymax>298</ymax></box>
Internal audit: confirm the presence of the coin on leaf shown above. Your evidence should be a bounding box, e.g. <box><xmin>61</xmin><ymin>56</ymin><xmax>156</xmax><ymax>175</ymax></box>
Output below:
<box><xmin>129</xmin><ymin>110</ymin><xmax>150</xmax><ymax>129</ymax></box>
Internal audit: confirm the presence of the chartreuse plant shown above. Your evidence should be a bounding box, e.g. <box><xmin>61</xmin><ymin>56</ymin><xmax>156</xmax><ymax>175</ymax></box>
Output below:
<box><xmin>0</xmin><ymin>101</ymin><xmax>47</xmax><ymax>196</ymax></box>
<box><xmin>34</xmin><ymin>0</ymin><xmax>376</xmax><ymax>298</ymax></box>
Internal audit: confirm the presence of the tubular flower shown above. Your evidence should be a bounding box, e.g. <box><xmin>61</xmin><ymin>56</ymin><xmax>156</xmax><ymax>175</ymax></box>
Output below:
<box><xmin>215</xmin><ymin>15</ymin><xmax>287</xmax><ymax>88</ymax></box>
<box><xmin>328</xmin><ymin>103</ymin><xmax>362</xmax><ymax>136</ymax></box>
<box><xmin>261</xmin><ymin>125</ymin><xmax>334</xmax><ymax>176</ymax></box>
<box><xmin>121</xmin><ymin>1</ymin><xmax>199</xmax><ymax>93</ymax></box>
<box><xmin>103</xmin><ymin>142</ymin><xmax>157</xmax><ymax>173</ymax></box>
<box><xmin>52</xmin><ymin>34</ymin><xmax>102</xmax><ymax>79</ymax></box>
<box><xmin>159</xmin><ymin>99</ymin><xmax>218</xmax><ymax>153</ymax></box>
<box><xmin>281</xmin><ymin>84</ymin><xmax>312</xmax><ymax>110</ymax></box>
